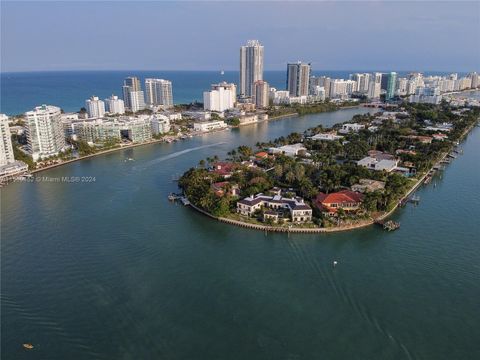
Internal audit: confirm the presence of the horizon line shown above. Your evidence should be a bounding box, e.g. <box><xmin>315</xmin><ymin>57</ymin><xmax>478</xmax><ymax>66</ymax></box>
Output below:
<box><xmin>1</xmin><ymin>68</ymin><xmax>475</xmax><ymax>75</ymax></box>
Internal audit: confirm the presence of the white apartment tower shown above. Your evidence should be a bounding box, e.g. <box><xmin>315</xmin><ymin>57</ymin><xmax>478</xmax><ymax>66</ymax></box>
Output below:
<box><xmin>145</xmin><ymin>79</ymin><xmax>174</xmax><ymax>108</ymax></box>
<box><xmin>203</xmin><ymin>82</ymin><xmax>236</xmax><ymax>112</ymax></box>
<box><xmin>253</xmin><ymin>80</ymin><xmax>270</xmax><ymax>108</ymax></box>
<box><xmin>351</xmin><ymin>73</ymin><xmax>371</xmax><ymax>93</ymax></box>
<box><xmin>85</xmin><ymin>96</ymin><xmax>106</xmax><ymax>118</ymax></box>
<box><xmin>286</xmin><ymin>62</ymin><xmax>311</xmax><ymax>97</ymax></box>
<box><xmin>105</xmin><ymin>95</ymin><xmax>125</xmax><ymax>114</ymax></box>
<box><xmin>0</xmin><ymin>114</ymin><xmax>15</xmax><ymax>166</ymax></box>
<box><xmin>122</xmin><ymin>77</ymin><xmax>145</xmax><ymax>112</ymax></box>
<box><xmin>367</xmin><ymin>73</ymin><xmax>382</xmax><ymax>99</ymax></box>
<box><xmin>240</xmin><ymin>40</ymin><xmax>264</xmax><ymax>97</ymax></box>
<box><xmin>25</xmin><ymin>105</ymin><xmax>66</xmax><ymax>161</ymax></box>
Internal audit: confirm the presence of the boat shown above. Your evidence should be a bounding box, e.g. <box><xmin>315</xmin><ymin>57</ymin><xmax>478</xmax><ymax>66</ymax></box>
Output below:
<box><xmin>409</xmin><ymin>195</ymin><xmax>420</xmax><ymax>204</ymax></box>
<box><xmin>220</xmin><ymin>70</ymin><xmax>225</xmax><ymax>75</ymax></box>
<box><xmin>180</xmin><ymin>197</ymin><xmax>190</xmax><ymax>206</ymax></box>
<box><xmin>23</xmin><ymin>343</ymin><xmax>34</xmax><ymax>350</ymax></box>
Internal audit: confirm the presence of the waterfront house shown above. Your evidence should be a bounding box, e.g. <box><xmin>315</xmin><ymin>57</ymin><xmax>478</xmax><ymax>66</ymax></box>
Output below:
<box><xmin>211</xmin><ymin>162</ymin><xmax>238</xmax><ymax>178</ymax></box>
<box><xmin>338</xmin><ymin>123</ymin><xmax>365</xmax><ymax>134</ymax></box>
<box><xmin>407</xmin><ymin>135</ymin><xmax>433</xmax><ymax>144</ymax></box>
<box><xmin>314</xmin><ymin>190</ymin><xmax>364</xmax><ymax>215</ymax></box>
<box><xmin>310</xmin><ymin>132</ymin><xmax>344</xmax><ymax>141</ymax></box>
<box><xmin>268</xmin><ymin>143</ymin><xmax>309</xmax><ymax>157</ymax></box>
<box><xmin>263</xmin><ymin>210</ymin><xmax>279</xmax><ymax>223</ymax></box>
<box><xmin>255</xmin><ymin>151</ymin><xmax>269</xmax><ymax>159</ymax></box>
<box><xmin>193</xmin><ymin>120</ymin><xmax>227</xmax><ymax>132</ymax></box>
<box><xmin>357</xmin><ymin>151</ymin><xmax>399</xmax><ymax>172</ymax></box>
<box><xmin>237</xmin><ymin>193</ymin><xmax>312</xmax><ymax>223</ymax></box>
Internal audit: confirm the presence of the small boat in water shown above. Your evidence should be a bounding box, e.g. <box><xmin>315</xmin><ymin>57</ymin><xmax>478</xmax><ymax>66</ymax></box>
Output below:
<box><xmin>23</xmin><ymin>343</ymin><xmax>34</xmax><ymax>350</ymax></box>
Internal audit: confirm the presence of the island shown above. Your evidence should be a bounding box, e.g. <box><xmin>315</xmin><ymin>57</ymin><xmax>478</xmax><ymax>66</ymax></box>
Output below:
<box><xmin>178</xmin><ymin>101</ymin><xmax>479</xmax><ymax>232</ymax></box>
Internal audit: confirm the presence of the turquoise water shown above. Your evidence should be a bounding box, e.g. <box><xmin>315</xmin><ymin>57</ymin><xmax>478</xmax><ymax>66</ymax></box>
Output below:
<box><xmin>1</xmin><ymin>107</ymin><xmax>480</xmax><ymax>359</ymax></box>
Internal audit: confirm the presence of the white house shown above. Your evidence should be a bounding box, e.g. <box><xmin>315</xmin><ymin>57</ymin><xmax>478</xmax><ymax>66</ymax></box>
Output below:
<box><xmin>310</xmin><ymin>132</ymin><xmax>344</xmax><ymax>141</ymax></box>
<box><xmin>268</xmin><ymin>143</ymin><xmax>308</xmax><ymax>157</ymax></box>
<box><xmin>193</xmin><ymin>120</ymin><xmax>227</xmax><ymax>132</ymax></box>
<box><xmin>237</xmin><ymin>193</ymin><xmax>312</xmax><ymax>223</ymax></box>
<box><xmin>357</xmin><ymin>157</ymin><xmax>399</xmax><ymax>172</ymax></box>
<box><xmin>338</xmin><ymin>123</ymin><xmax>365</xmax><ymax>134</ymax></box>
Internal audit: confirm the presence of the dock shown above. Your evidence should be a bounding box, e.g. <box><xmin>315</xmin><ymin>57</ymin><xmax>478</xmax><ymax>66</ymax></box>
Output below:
<box><xmin>168</xmin><ymin>193</ymin><xmax>190</xmax><ymax>205</ymax></box>
<box><xmin>375</xmin><ymin>220</ymin><xmax>400</xmax><ymax>231</ymax></box>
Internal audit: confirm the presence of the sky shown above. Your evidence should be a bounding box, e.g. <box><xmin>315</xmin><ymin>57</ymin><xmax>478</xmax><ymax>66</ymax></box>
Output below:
<box><xmin>1</xmin><ymin>1</ymin><xmax>479</xmax><ymax>72</ymax></box>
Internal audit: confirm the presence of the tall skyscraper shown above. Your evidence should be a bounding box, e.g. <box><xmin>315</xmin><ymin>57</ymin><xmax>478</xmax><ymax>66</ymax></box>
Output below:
<box><xmin>0</xmin><ymin>114</ymin><xmax>15</xmax><ymax>166</ymax></box>
<box><xmin>253</xmin><ymin>80</ymin><xmax>269</xmax><ymax>108</ymax></box>
<box><xmin>122</xmin><ymin>77</ymin><xmax>145</xmax><ymax>112</ymax></box>
<box><xmin>25</xmin><ymin>105</ymin><xmax>66</xmax><ymax>161</ymax></box>
<box><xmin>145</xmin><ymin>79</ymin><xmax>174</xmax><ymax>108</ymax></box>
<box><xmin>240</xmin><ymin>40</ymin><xmax>264</xmax><ymax>97</ymax></box>
<box><xmin>351</xmin><ymin>73</ymin><xmax>371</xmax><ymax>93</ymax></box>
<box><xmin>386</xmin><ymin>72</ymin><xmax>397</xmax><ymax>100</ymax></box>
<box><xmin>105</xmin><ymin>95</ymin><xmax>125</xmax><ymax>114</ymax></box>
<box><xmin>367</xmin><ymin>72</ymin><xmax>382</xmax><ymax>99</ymax></box>
<box><xmin>286</xmin><ymin>62</ymin><xmax>311</xmax><ymax>97</ymax></box>
<box><xmin>85</xmin><ymin>96</ymin><xmax>106</xmax><ymax>118</ymax></box>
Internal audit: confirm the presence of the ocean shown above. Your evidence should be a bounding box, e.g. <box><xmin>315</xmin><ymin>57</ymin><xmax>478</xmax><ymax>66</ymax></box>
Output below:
<box><xmin>0</xmin><ymin>70</ymin><xmax>461</xmax><ymax>115</ymax></box>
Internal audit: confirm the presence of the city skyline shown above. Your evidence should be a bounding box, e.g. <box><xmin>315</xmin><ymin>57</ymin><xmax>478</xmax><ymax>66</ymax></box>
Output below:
<box><xmin>1</xmin><ymin>1</ymin><xmax>479</xmax><ymax>73</ymax></box>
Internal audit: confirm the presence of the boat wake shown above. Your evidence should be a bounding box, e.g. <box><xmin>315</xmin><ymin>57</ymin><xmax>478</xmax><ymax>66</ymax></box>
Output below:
<box><xmin>134</xmin><ymin>142</ymin><xmax>227</xmax><ymax>170</ymax></box>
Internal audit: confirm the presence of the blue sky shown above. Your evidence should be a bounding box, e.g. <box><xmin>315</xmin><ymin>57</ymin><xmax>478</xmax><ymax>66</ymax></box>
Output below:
<box><xmin>1</xmin><ymin>1</ymin><xmax>479</xmax><ymax>72</ymax></box>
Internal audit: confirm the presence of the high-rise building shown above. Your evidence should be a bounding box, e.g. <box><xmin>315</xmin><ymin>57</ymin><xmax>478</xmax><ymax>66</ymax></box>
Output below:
<box><xmin>240</xmin><ymin>40</ymin><xmax>264</xmax><ymax>97</ymax></box>
<box><xmin>145</xmin><ymin>79</ymin><xmax>174</xmax><ymax>108</ymax></box>
<box><xmin>122</xmin><ymin>77</ymin><xmax>145</xmax><ymax>112</ymax></box>
<box><xmin>203</xmin><ymin>82</ymin><xmax>236</xmax><ymax>112</ymax></box>
<box><xmin>468</xmin><ymin>72</ymin><xmax>479</xmax><ymax>88</ymax></box>
<box><xmin>286</xmin><ymin>62</ymin><xmax>311</xmax><ymax>97</ymax></box>
<box><xmin>351</xmin><ymin>73</ymin><xmax>371</xmax><ymax>93</ymax></box>
<box><xmin>253</xmin><ymin>80</ymin><xmax>269</xmax><ymax>108</ymax></box>
<box><xmin>329</xmin><ymin>79</ymin><xmax>356</xmax><ymax>98</ymax></box>
<box><xmin>0</xmin><ymin>114</ymin><xmax>15</xmax><ymax>166</ymax></box>
<box><xmin>25</xmin><ymin>105</ymin><xmax>66</xmax><ymax>161</ymax></box>
<box><xmin>367</xmin><ymin>73</ymin><xmax>382</xmax><ymax>99</ymax></box>
<box><xmin>85</xmin><ymin>96</ymin><xmax>106</xmax><ymax>118</ymax></box>
<box><xmin>105</xmin><ymin>95</ymin><xmax>125</xmax><ymax>114</ymax></box>
<box><xmin>385</xmin><ymin>72</ymin><xmax>397</xmax><ymax>100</ymax></box>
<box><xmin>128</xmin><ymin>91</ymin><xmax>146</xmax><ymax>113</ymax></box>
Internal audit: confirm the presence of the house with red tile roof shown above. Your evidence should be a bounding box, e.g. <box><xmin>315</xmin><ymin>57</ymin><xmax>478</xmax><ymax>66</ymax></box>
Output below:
<box><xmin>211</xmin><ymin>162</ymin><xmax>238</xmax><ymax>178</ymax></box>
<box><xmin>314</xmin><ymin>190</ymin><xmax>364</xmax><ymax>214</ymax></box>
<box><xmin>255</xmin><ymin>151</ymin><xmax>269</xmax><ymax>159</ymax></box>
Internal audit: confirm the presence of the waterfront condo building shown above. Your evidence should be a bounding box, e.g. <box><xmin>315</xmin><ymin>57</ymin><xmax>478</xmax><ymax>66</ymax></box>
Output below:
<box><xmin>25</xmin><ymin>105</ymin><xmax>66</xmax><ymax>161</ymax></box>
<box><xmin>240</xmin><ymin>40</ymin><xmax>264</xmax><ymax>97</ymax></box>
<box><xmin>85</xmin><ymin>96</ymin><xmax>106</xmax><ymax>118</ymax></box>
<box><xmin>122</xmin><ymin>77</ymin><xmax>146</xmax><ymax>112</ymax></box>
<box><xmin>203</xmin><ymin>82</ymin><xmax>236</xmax><ymax>112</ymax></box>
<box><xmin>105</xmin><ymin>95</ymin><xmax>125</xmax><ymax>115</ymax></box>
<box><xmin>144</xmin><ymin>79</ymin><xmax>174</xmax><ymax>109</ymax></box>
<box><xmin>286</xmin><ymin>62</ymin><xmax>311</xmax><ymax>97</ymax></box>
<box><xmin>253</xmin><ymin>80</ymin><xmax>270</xmax><ymax>108</ymax></box>
<box><xmin>0</xmin><ymin>114</ymin><xmax>15</xmax><ymax>166</ymax></box>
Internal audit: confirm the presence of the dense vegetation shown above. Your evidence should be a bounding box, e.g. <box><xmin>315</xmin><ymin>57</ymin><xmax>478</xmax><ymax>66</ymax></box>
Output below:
<box><xmin>179</xmin><ymin>102</ymin><xmax>479</xmax><ymax>226</ymax></box>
